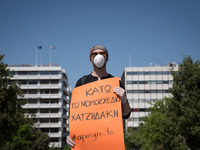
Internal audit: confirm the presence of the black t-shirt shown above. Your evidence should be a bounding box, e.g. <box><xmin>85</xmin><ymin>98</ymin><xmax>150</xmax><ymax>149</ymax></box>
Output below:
<box><xmin>75</xmin><ymin>74</ymin><xmax>131</xmax><ymax>119</ymax></box>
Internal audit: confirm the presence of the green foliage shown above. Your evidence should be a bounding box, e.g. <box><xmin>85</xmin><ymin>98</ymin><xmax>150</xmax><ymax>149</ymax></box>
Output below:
<box><xmin>0</xmin><ymin>55</ymin><xmax>50</xmax><ymax>150</ymax></box>
<box><xmin>124</xmin><ymin>127</ymin><xmax>142</xmax><ymax>150</ymax></box>
<box><xmin>62</xmin><ymin>145</ymin><xmax>71</xmax><ymax>150</ymax></box>
<box><xmin>169</xmin><ymin>56</ymin><xmax>200</xmax><ymax>149</ymax></box>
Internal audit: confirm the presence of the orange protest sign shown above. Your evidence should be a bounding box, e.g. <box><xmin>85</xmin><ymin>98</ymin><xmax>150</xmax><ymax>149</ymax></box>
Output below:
<box><xmin>69</xmin><ymin>77</ymin><xmax>125</xmax><ymax>150</ymax></box>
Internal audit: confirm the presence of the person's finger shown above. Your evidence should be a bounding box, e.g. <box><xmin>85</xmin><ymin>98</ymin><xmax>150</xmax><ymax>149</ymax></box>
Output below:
<box><xmin>67</xmin><ymin>137</ymin><xmax>75</xmax><ymax>147</ymax></box>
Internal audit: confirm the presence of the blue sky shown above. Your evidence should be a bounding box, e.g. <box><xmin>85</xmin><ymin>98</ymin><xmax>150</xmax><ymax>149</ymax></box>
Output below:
<box><xmin>0</xmin><ymin>0</ymin><xmax>200</xmax><ymax>89</ymax></box>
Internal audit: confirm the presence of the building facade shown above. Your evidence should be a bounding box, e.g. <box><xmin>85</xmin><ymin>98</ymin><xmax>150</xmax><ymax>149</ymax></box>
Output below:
<box><xmin>121</xmin><ymin>63</ymin><xmax>178</xmax><ymax>128</ymax></box>
<box><xmin>8</xmin><ymin>65</ymin><xmax>71</xmax><ymax>149</ymax></box>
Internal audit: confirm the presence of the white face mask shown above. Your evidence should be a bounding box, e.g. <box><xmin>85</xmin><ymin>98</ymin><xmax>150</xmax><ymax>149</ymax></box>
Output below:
<box><xmin>93</xmin><ymin>54</ymin><xmax>105</xmax><ymax>69</ymax></box>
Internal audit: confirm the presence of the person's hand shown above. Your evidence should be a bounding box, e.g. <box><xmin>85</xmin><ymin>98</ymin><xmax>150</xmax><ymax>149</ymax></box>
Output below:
<box><xmin>67</xmin><ymin>136</ymin><xmax>75</xmax><ymax>148</ymax></box>
<box><xmin>113</xmin><ymin>87</ymin><xmax>126</xmax><ymax>104</ymax></box>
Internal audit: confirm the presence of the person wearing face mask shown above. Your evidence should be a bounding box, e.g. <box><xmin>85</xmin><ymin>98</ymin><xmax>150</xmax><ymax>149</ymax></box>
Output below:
<box><xmin>67</xmin><ymin>45</ymin><xmax>131</xmax><ymax>148</ymax></box>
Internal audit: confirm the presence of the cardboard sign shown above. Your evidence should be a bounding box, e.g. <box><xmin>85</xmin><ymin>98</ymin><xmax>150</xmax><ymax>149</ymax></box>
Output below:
<box><xmin>69</xmin><ymin>77</ymin><xmax>125</xmax><ymax>150</ymax></box>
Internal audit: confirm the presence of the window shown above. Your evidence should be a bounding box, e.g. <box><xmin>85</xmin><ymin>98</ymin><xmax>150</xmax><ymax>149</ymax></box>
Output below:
<box><xmin>40</xmin><ymin>118</ymin><xmax>49</xmax><ymax>123</ymax></box>
<box><xmin>139</xmin><ymin>117</ymin><xmax>145</xmax><ymax>121</ymax></box>
<box><xmin>28</xmin><ymin>80</ymin><xmax>37</xmax><ymax>85</ymax></box>
<box><xmin>21</xmin><ymin>90</ymin><xmax>27</xmax><ymax>94</ymax></box>
<box><xmin>40</xmin><ymin>90</ymin><xmax>49</xmax><ymax>94</ymax></box>
<box><xmin>50</xmin><ymin>118</ymin><xmax>59</xmax><ymax>123</ymax></box>
<box><xmin>50</xmin><ymin>138</ymin><xmax>59</xmax><ymax>142</ymax></box>
<box><xmin>50</xmin><ymin>128</ymin><xmax>59</xmax><ymax>133</ymax></box>
<box><xmin>139</xmin><ymin>90</ymin><xmax>145</xmax><ymax>93</ymax></box>
<box><xmin>162</xmin><ymin>71</ymin><xmax>171</xmax><ymax>75</ymax></box>
<box><xmin>50</xmin><ymin>71</ymin><xmax>59</xmax><ymax>75</ymax></box>
<box><xmin>28</xmin><ymin>72</ymin><xmax>37</xmax><ymax>75</ymax></box>
<box><xmin>41</xmin><ymin>128</ymin><xmax>49</xmax><ymax>133</ymax></box>
<box><xmin>18</xmin><ymin>71</ymin><xmax>27</xmax><ymax>75</ymax></box>
<box><xmin>51</xmin><ymin>80</ymin><xmax>58</xmax><ymax>84</ymax></box>
<box><xmin>40</xmin><ymin>109</ymin><xmax>49</xmax><ymax>113</ymax></box>
<box><xmin>132</xmin><ymin>109</ymin><xmax>139</xmax><ymax>112</ymax></box>
<box><xmin>127</xmin><ymin>72</ymin><xmax>138</xmax><ymax>75</ymax></box>
<box><xmin>10</xmin><ymin>71</ymin><xmax>16</xmax><ymax>75</ymax></box>
<box><xmin>163</xmin><ymin>81</ymin><xmax>169</xmax><ymax>84</ymax></box>
<box><xmin>28</xmin><ymin>99</ymin><xmax>37</xmax><ymax>104</ymax></box>
<box><xmin>50</xmin><ymin>99</ymin><xmax>59</xmax><ymax>103</ymax></box>
<box><xmin>127</xmin><ymin>81</ymin><xmax>137</xmax><ymax>84</ymax></box>
<box><xmin>139</xmin><ymin>81</ymin><xmax>148</xmax><ymax>84</ymax></box>
<box><xmin>28</xmin><ymin>90</ymin><xmax>37</xmax><ymax>94</ymax></box>
<box><xmin>40</xmin><ymin>80</ymin><xmax>49</xmax><ymax>84</ymax></box>
<box><xmin>40</xmin><ymin>71</ymin><xmax>49</xmax><ymax>75</ymax></box>
<box><xmin>156</xmin><ymin>81</ymin><xmax>163</xmax><ymax>84</ymax></box>
<box><xmin>19</xmin><ymin>80</ymin><xmax>27</xmax><ymax>85</ymax></box>
<box><xmin>40</xmin><ymin>99</ymin><xmax>49</xmax><ymax>104</ymax></box>
<box><xmin>50</xmin><ymin>108</ymin><xmax>59</xmax><ymax>113</ymax></box>
<box><xmin>156</xmin><ymin>72</ymin><xmax>162</xmax><ymax>75</ymax></box>
<box><xmin>51</xmin><ymin>89</ymin><xmax>59</xmax><ymax>94</ymax></box>
<box><xmin>28</xmin><ymin>109</ymin><xmax>37</xmax><ymax>113</ymax></box>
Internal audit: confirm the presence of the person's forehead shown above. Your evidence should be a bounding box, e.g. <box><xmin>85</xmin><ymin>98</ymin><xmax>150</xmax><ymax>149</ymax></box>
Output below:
<box><xmin>92</xmin><ymin>49</ymin><xmax>104</xmax><ymax>53</ymax></box>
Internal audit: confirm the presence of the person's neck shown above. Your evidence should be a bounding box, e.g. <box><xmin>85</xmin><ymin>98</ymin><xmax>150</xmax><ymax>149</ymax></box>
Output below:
<box><xmin>91</xmin><ymin>67</ymin><xmax>108</xmax><ymax>80</ymax></box>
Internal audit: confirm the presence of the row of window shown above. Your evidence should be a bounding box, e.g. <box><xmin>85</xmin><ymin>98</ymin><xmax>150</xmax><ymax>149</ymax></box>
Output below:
<box><xmin>22</xmin><ymin>89</ymin><xmax>59</xmax><ymax>94</ymax></box>
<box><xmin>127</xmin><ymin>80</ymin><xmax>173</xmax><ymax>84</ymax></box>
<box><xmin>19</xmin><ymin>80</ymin><xmax>59</xmax><ymax>85</ymax></box>
<box><xmin>9</xmin><ymin>80</ymin><xmax>60</xmax><ymax>85</ymax></box>
<box><xmin>27</xmin><ymin>99</ymin><xmax>59</xmax><ymax>104</ymax></box>
<box><xmin>128</xmin><ymin>117</ymin><xmax>145</xmax><ymax>122</ymax></box>
<box><xmin>127</xmin><ymin>71</ymin><xmax>171</xmax><ymax>76</ymax></box>
<box><xmin>41</xmin><ymin>128</ymin><xmax>59</xmax><ymax>133</ymax></box>
<box><xmin>25</xmin><ymin>108</ymin><xmax>59</xmax><ymax>113</ymax></box>
<box><xmin>127</xmin><ymin>90</ymin><xmax>170</xmax><ymax>94</ymax></box>
<box><xmin>10</xmin><ymin>71</ymin><xmax>60</xmax><ymax>75</ymax></box>
<box><xmin>131</xmin><ymin>108</ymin><xmax>148</xmax><ymax>112</ymax></box>
<box><xmin>128</xmin><ymin>99</ymin><xmax>159</xmax><ymax>103</ymax></box>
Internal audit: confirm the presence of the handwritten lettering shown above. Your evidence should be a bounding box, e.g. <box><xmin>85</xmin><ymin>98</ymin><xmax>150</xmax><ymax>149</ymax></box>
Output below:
<box><xmin>71</xmin><ymin>102</ymin><xmax>79</xmax><ymax>109</ymax></box>
<box><xmin>71</xmin><ymin>109</ymin><xmax>119</xmax><ymax>122</ymax></box>
<box><xmin>86</xmin><ymin>85</ymin><xmax>111</xmax><ymax>97</ymax></box>
<box><xmin>71</xmin><ymin>127</ymin><xmax>114</xmax><ymax>142</ymax></box>
<box><xmin>81</xmin><ymin>96</ymin><xmax>120</xmax><ymax>108</ymax></box>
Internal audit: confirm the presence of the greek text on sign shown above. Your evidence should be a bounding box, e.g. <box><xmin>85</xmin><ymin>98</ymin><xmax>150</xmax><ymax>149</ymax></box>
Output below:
<box><xmin>69</xmin><ymin>77</ymin><xmax>125</xmax><ymax>150</ymax></box>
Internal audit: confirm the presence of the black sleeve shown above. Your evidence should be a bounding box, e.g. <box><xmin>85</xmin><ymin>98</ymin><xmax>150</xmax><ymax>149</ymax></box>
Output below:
<box><xmin>120</xmin><ymin>80</ymin><xmax>131</xmax><ymax>119</ymax></box>
<box><xmin>123</xmin><ymin>112</ymin><xmax>131</xmax><ymax>119</ymax></box>
<box><xmin>75</xmin><ymin>78</ymin><xmax>82</xmax><ymax>88</ymax></box>
<box><xmin>119</xmin><ymin>80</ymin><xmax>125</xmax><ymax>89</ymax></box>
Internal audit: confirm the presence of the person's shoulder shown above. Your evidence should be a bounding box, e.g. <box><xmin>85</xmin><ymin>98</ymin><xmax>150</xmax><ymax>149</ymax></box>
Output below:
<box><xmin>75</xmin><ymin>75</ymin><xmax>89</xmax><ymax>88</ymax></box>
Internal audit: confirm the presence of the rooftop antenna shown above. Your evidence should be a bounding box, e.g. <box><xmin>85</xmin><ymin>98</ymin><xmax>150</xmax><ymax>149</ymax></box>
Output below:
<box><xmin>49</xmin><ymin>46</ymin><xmax>56</xmax><ymax>66</ymax></box>
<box><xmin>129</xmin><ymin>54</ymin><xmax>132</xmax><ymax>67</ymax></box>
<box><xmin>36</xmin><ymin>46</ymin><xmax>42</xmax><ymax>67</ymax></box>
<box><xmin>40</xmin><ymin>53</ymin><xmax>43</xmax><ymax>66</ymax></box>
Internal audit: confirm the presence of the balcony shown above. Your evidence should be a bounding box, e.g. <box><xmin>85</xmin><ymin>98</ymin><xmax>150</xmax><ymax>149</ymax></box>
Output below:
<box><xmin>39</xmin><ymin>122</ymin><xmax>62</xmax><ymax>128</ymax></box>
<box><xmin>49</xmin><ymin>142</ymin><xmax>61</xmax><ymax>148</ymax></box>
<box><xmin>48</xmin><ymin>132</ymin><xmax>62</xmax><ymax>138</ymax></box>
<box><xmin>36</xmin><ymin>113</ymin><xmax>62</xmax><ymax>118</ymax></box>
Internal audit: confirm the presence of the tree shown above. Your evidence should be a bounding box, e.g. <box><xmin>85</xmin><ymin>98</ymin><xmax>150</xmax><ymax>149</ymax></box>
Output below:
<box><xmin>169</xmin><ymin>56</ymin><xmax>200</xmax><ymax>149</ymax></box>
<box><xmin>141</xmin><ymin>99</ymin><xmax>189</xmax><ymax>150</ymax></box>
<box><xmin>124</xmin><ymin>126</ymin><xmax>142</xmax><ymax>150</ymax></box>
<box><xmin>0</xmin><ymin>55</ymin><xmax>50</xmax><ymax>150</ymax></box>
<box><xmin>140</xmin><ymin>56</ymin><xmax>200</xmax><ymax>150</ymax></box>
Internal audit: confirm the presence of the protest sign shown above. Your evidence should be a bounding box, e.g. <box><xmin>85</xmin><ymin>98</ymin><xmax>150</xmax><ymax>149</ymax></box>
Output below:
<box><xmin>69</xmin><ymin>77</ymin><xmax>125</xmax><ymax>150</ymax></box>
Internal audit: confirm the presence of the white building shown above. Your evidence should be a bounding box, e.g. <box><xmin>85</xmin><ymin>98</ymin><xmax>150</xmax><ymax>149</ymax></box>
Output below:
<box><xmin>121</xmin><ymin>63</ymin><xmax>178</xmax><ymax>128</ymax></box>
<box><xmin>8</xmin><ymin>65</ymin><xmax>71</xmax><ymax>149</ymax></box>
